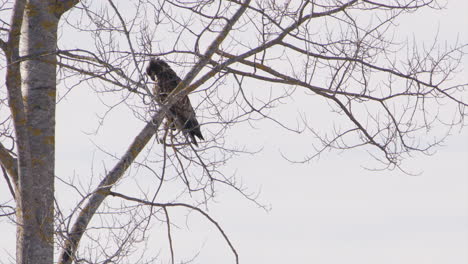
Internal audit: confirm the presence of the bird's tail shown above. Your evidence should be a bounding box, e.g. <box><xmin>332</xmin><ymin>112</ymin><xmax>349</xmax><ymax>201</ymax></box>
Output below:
<box><xmin>184</xmin><ymin>118</ymin><xmax>204</xmax><ymax>146</ymax></box>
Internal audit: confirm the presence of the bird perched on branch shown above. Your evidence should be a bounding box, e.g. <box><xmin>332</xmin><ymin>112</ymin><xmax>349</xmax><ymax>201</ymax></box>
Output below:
<box><xmin>146</xmin><ymin>58</ymin><xmax>204</xmax><ymax>146</ymax></box>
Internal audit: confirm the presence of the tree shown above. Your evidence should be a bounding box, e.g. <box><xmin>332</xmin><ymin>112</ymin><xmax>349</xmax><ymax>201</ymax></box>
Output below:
<box><xmin>0</xmin><ymin>0</ymin><xmax>466</xmax><ymax>263</ymax></box>
<box><xmin>1</xmin><ymin>0</ymin><xmax>77</xmax><ymax>263</ymax></box>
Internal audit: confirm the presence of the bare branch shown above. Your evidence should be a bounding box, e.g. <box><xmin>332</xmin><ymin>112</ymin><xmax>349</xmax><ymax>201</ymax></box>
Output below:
<box><xmin>53</xmin><ymin>0</ymin><xmax>80</xmax><ymax>17</ymax></box>
<box><xmin>0</xmin><ymin>39</ymin><xmax>7</xmax><ymax>53</ymax></box>
<box><xmin>1</xmin><ymin>165</ymin><xmax>15</xmax><ymax>201</ymax></box>
<box><xmin>58</xmin><ymin>112</ymin><xmax>161</xmax><ymax>264</ymax></box>
<box><xmin>163</xmin><ymin>207</ymin><xmax>175</xmax><ymax>264</ymax></box>
<box><xmin>5</xmin><ymin>0</ymin><xmax>28</xmax><ymax>141</ymax></box>
<box><xmin>170</xmin><ymin>0</ymin><xmax>252</xmax><ymax>98</ymax></box>
<box><xmin>109</xmin><ymin>191</ymin><xmax>239</xmax><ymax>264</ymax></box>
<box><xmin>0</xmin><ymin>142</ymin><xmax>17</xmax><ymax>188</ymax></box>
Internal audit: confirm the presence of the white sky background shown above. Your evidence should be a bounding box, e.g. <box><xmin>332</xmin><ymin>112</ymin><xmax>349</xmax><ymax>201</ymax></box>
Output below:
<box><xmin>1</xmin><ymin>1</ymin><xmax>467</xmax><ymax>264</ymax></box>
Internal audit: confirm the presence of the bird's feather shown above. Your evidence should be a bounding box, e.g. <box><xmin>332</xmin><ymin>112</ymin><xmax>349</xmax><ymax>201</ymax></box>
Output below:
<box><xmin>146</xmin><ymin>59</ymin><xmax>204</xmax><ymax>146</ymax></box>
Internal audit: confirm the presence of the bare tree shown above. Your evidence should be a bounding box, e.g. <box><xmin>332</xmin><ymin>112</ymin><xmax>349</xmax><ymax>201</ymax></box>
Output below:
<box><xmin>0</xmin><ymin>0</ymin><xmax>466</xmax><ymax>263</ymax></box>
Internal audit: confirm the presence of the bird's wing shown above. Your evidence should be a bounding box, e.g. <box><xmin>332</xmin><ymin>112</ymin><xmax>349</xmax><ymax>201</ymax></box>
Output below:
<box><xmin>171</xmin><ymin>96</ymin><xmax>197</xmax><ymax>129</ymax></box>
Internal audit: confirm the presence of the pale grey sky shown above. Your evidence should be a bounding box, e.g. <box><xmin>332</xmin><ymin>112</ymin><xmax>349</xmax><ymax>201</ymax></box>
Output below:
<box><xmin>1</xmin><ymin>1</ymin><xmax>467</xmax><ymax>264</ymax></box>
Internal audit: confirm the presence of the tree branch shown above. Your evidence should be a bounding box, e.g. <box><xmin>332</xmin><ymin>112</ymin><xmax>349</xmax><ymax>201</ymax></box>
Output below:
<box><xmin>170</xmin><ymin>0</ymin><xmax>252</xmax><ymax>98</ymax></box>
<box><xmin>58</xmin><ymin>112</ymin><xmax>161</xmax><ymax>264</ymax></box>
<box><xmin>5</xmin><ymin>0</ymin><xmax>30</xmax><ymax>200</ymax></box>
<box><xmin>163</xmin><ymin>207</ymin><xmax>175</xmax><ymax>264</ymax></box>
<box><xmin>109</xmin><ymin>191</ymin><xmax>239</xmax><ymax>264</ymax></box>
<box><xmin>59</xmin><ymin>3</ymin><xmax>253</xmax><ymax>260</ymax></box>
<box><xmin>0</xmin><ymin>142</ymin><xmax>18</xmax><ymax>188</ymax></box>
<box><xmin>52</xmin><ymin>0</ymin><xmax>80</xmax><ymax>17</ymax></box>
<box><xmin>0</xmin><ymin>39</ymin><xmax>7</xmax><ymax>53</ymax></box>
<box><xmin>173</xmin><ymin>0</ymin><xmax>359</xmax><ymax>99</ymax></box>
<box><xmin>1</xmin><ymin>166</ymin><xmax>16</xmax><ymax>201</ymax></box>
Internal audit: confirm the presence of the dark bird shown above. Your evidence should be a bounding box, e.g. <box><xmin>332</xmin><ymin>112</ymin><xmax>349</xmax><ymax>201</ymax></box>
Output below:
<box><xmin>146</xmin><ymin>58</ymin><xmax>204</xmax><ymax>146</ymax></box>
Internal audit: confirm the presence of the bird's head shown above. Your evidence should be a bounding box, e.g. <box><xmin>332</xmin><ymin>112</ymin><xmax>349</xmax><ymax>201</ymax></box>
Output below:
<box><xmin>146</xmin><ymin>58</ymin><xmax>171</xmax><ymax>81</ymax></box>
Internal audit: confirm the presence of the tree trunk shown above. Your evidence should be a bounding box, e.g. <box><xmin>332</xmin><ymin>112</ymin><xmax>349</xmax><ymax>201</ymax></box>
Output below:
<box><xmin>16</xmin><ymin>1</ymin><xmax>58</xmax><ymax>263</ymax></box>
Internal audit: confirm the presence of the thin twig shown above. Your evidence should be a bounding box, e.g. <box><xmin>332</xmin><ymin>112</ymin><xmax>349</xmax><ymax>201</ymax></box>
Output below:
<box><xmin>109</xmin><ymin>191</ymin><xmax>239</xmax><ymax>264</ymax></box>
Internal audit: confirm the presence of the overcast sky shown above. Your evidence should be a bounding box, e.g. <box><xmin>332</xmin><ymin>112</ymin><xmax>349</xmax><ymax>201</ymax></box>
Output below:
<box><xmin>222</xmin><ymin>3</ymin><xmax>468</xmax><ymax>263</ymax></box>
<box><xmin>223</xmin><ymin>3</ymin><xmax>468</xmax><ymax>263</ymax></box>
<box><xmin>1</xmin><ymin>1</ymin><xmax>467</xmax><ymax>264</ymax></box>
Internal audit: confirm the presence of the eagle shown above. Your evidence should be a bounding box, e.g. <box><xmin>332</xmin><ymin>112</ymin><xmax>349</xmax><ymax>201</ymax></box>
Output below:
<box><xmin>146</xmin><ymin>58</ymin><xmax>204</xmax><ymax>146</ymax></box>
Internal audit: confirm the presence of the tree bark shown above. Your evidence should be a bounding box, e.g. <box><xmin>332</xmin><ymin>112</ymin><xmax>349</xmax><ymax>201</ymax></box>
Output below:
<box><xmin>17</xmin><ymin>1</ymin><xmax>58</xmax><ymax>262</ymax></box>
<box><xmin>14</xmin><ymin>1</ymin><xmax>77</xmax><ymax>263</ymax></box>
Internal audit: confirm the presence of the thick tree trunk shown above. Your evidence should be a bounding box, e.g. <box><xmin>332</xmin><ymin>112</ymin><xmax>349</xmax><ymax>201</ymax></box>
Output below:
<box><xmin>16</xmin><ymin>1</ymin><xmax>58</xmax><ymax>263</ymax></box>
<box><xmin>6</xmin><ymin>1</ymin><xmax>76</xmax><ymax>263</ymax></box>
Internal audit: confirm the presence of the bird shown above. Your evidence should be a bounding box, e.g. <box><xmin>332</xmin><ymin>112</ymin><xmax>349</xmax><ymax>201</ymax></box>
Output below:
<box><xmin>146</xmin><ymin>58</ymin><xmax>204</xmax><ymax>146</ymax></box>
